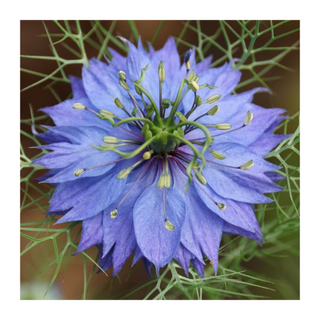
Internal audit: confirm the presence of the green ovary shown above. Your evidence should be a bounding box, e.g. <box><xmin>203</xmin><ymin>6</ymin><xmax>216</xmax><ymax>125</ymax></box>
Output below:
<box><xmin>142</xmin><ymin>117</ymin><xmax>184</xmax><ymax>154</ymax></box>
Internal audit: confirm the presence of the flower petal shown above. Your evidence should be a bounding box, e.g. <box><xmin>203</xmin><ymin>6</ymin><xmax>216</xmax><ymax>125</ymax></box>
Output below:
<box><xmin>133</xmin><ymin>176</ymin><xmax>186</xmax><ymax>271</ymax></box>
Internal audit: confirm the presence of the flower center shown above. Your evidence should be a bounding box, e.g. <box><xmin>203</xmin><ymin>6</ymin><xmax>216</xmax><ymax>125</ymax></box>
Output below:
<box><xmin>142</xmin><ymin>116</ymin><xmax>183</xmax><ymax>154</ymax></box>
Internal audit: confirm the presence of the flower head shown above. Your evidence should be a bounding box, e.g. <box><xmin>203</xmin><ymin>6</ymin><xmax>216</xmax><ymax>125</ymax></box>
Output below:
<box><xmin>34</xmin><ymin>37</ymin><xmax>288</xmax><ymax>277</ymax></box>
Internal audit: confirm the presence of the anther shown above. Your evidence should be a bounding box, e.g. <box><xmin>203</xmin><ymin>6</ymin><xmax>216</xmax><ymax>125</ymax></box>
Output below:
<box><xmin>217</xmin><ymin>203</ymin><xmax>226</xmax><ymax>210</ymax></box>
<box><xmin>207</xmin><ymin>106</ymin><xmax>220</xmax><ymax>116</ymax></box>
<box><xmin>189</xmin><ymin>80</ymin><xmax>199</xmax><ymax>92</ymax></box>
<box><xmin>113</xmin><ymin>97</ymin><xmax>125</xmax><ymax>110</ymax></box>
<box><xmin>157</xmin><ymin>174</ymin><xmax>166</xmax><ymax>188</ymax></box>
<box><xmin>195</xmin><ymin>170</ymin><xmax>207</xmax><ymax>185</ymax></box>
<box><xmin>240</xmin><ymin>160</ymin><xmax>254</xmax><ymax>170</ymax></box>
<box><xmin>119</xmin><ymin>78</ymin><xmax>129</xmax><ymax>91</ymax></box>
<box><xmin>72</xmin><ymin>103</ymin><xmax>86</xmax><ymax>110</ymax></box>
<box><xmin>117</xmin><ymin>168</ymin><xmax>131</xmax><ymax>179</ymax></box>
<box><xmin>209</xmin><ymin>148</ymin><xmax>226</xmax><ymax>159</ymax></box>
<box><xmin>165</xmin><ymin>219</ymin><xmax>175</xmax><ymax>231</ymax></box>
<box><xmin>184</xmin><ymin>49</ymin><xmax>192</xmax><ymax>72</ymax></box>
<box><xmin>143</xmin><ymin>151</ymin><xmax>153</xmax><ymax>160</ymax></box>
<box><xmin>195</xmin><ymin>96</ymin><xmax>202</xmax><ymax>106</ymax></box>
<box><xmin>117</xmin><ymin>158</ymin><xmax>147</xmax><ymax>180</ymax></box>
<box><xmin>158</xmin><ymin>61</ymin><xmax>165</xmax><ymax>83</ymax></box>
<box><xmin>244</xmin><ymin>111</ymin><xmax>253</xmax><ymax>126</ymax></box>
<box><xmin>118</xmin><ymin>71</ymin><xmax>126</xmax><ymax>81</ymax></box>
<box><xmin>100</xmin><ymin>110</ymin><xmax>115</xmax><ymax>119</ymax></box>
<box><xmin>207</xmin><ymin>123</ymin><xmax>232</xmax><ymax>130</ymax></box>
<box><xmin>102</xmin><ymin>136</ymin><xmax>119</xmax><ymax>144</ymax></box>
<box><xmin>74</xmin><ymin>169</ymin><xmax>85</xmax><ymax>177</ymax></box>
<box><xmin>110</xmin><ymin>209</ymin><xmax>118</xmax><ymax>218</ymax></box>
<box><xmin>204</xmin><ymin>94</ymin><xmax>221</xmax><ymax>104</ymax></box>
<box><xmin>186</xmin><ymin>70</ymin><xmax>195</xmax><ymax>82</ymax></box>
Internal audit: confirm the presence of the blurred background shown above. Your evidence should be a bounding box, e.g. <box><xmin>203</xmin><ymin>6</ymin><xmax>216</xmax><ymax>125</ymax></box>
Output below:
<box><xmin>21</xmin><ymin>20</ymin><xmax>299</xmax><ymax>300</ymax></box>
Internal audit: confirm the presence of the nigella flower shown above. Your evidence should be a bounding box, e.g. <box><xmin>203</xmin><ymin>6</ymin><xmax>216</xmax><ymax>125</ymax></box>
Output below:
<box><xmin>34</xmin><ymin>37</ymin><xmax>288</xmax><ymax>277</ymax></box>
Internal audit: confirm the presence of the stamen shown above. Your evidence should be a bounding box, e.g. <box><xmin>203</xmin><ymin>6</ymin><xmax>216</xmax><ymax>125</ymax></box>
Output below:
<box><xmin>111</xmin><ymin>157</ymin><xmax>155</xmax><ymax>215</ymax></box>
<box><xmin>102</xmin><ymin>136</ymin><xmax>141</xmax><ymax>145</ymax></box>
<box><xmin>176</xmin><ymin>150</ymin><xmax>254</xmax><ymax>171</ymax></box>
<box><xmin>74</xmin><ymin>157</ymin><xmax>127</xmax><ymax>177</ymax></box>
<box><xmin>163</xmin><ymin>188</ymin><xmax>174</xmax><ymax>231</ymax></box>
<box><xmin>206</xmin><ymin>123</ymin><xmax>232</xmax><ymax>130</ymax></box>
<box><xmin>158</xmin><ymin>61</ymin><xmax>165</xmax><ymax>117</ymax></box>
<box><xmin>110</xmin><ymin>209</ymin><xmax>118</xmax><ymax>218</ymax></box>
<box><xmin>117</xmin><ymin>158</ymin><xmax>147</xmax><ymax>180</ymax></box>
<box><xmin>184</xmin><ymin>49</ymin><xmax>192</xmax><ymax>73</ymax></box>
<box><xmin>203</xmin><ymin>94</ymin><xmax>221</xmax><ymax>105</ymax></box>
<box><xmin>191</xmin><ymin>106</ymin><xmax>220</xmax><ymax>125</ymax></box>
<box><xmin>171</xmin><ymin>156</ymin><xmax>226</xmax><ymax>210</ymax></box>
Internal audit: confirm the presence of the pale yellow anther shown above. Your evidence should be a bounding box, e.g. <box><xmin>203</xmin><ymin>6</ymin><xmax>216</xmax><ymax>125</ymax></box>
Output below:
<box><xmin>74</xmin><ymin>169</ymin><xmax>85</xmax><ymax>177</ymax></box>
<box><xmin>143</xmin><ymin>151</ymin><xmax>152</xmax><ymax>160</ymax></box>
<box><xmin>117</xmin><ymin>168</ymin><xmax>131</xmax><ymax>179</ymax></box>
<box><xmin>244</xmin><ymin>111</ymin><xmax>254</xmax><ymax>126</ymax></box>
<box><xmin>73</xmin><ymin>103</ymin><xmax>86</xmax><ymax>110</ymax></box>
<box><xmin>103</xmin><ymin>136</ymin><xmax>119</xmax><ymax>144</ymax></box>
<box><xmin>110</xmin><ymin>209</ymin><xmax>118</xmax><ymax>218</ymax></box>
<box><xmin>207</xmin><ymin>106</ymin><xmax>220</xmax><ymax>116</ymax></box>
<box><xmin>209</xmin><ymin>149</ymin><xmax>226</xmax><ymax>160</ymax></box>
<box><xmin>118</xmin><ymin>70</ymin><xmax>126</xmax><ymax>81</ymax></box>
<box><xmin>215</xmin><ymin>123</ymin><xmax>231</xmax><ymax>130</ymax></box>
<box><xmin>206</xmin><ymin>94</ymin><xmax>221</xmax><ymax>104</ymax></box>
<box><xmin>240</xmin><ymin>160</ymin><xmax>254</xmax><ymax>170</ymax></box>
<box><xmin>165</xmin><ymin>220</ymin><xmax>175</xmax><ymax>231</ymax></box>
<box><xmin>217</xmin><ymin>203</ymin><xmax>226</xmax><ymax>210</ymax></box>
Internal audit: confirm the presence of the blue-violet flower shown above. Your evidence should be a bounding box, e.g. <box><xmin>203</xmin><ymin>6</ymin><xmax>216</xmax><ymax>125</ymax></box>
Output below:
<box><xmin>34</xmin><ymin>37</ymin><xmax>288</xmax><ymax>277</ymax></box>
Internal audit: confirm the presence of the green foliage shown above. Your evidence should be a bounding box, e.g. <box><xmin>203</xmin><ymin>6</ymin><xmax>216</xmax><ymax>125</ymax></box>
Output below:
<box><xmin>20</xmin><ymin>20</ymin><xmax>299</xmax><ymax>300</ymax></box>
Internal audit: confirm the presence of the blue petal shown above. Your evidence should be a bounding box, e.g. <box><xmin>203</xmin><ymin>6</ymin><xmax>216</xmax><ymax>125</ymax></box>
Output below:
<box><xmin>203</xmin><ymin>142</ymin><xmax>281</xmax><ymax>173</ymax></box>
<box><xmin>191</xmin><ymin>257</ymin><xmax>205</xmax><ymax>278</ymax></box>
<box><xmin>182</xmin><ymin>184</ymin><xmax>223</xmax><ymax>275</ymax></box>
<box><xmin>194</xmin><ymin>182</ymin><xmax>265</xmax><ymax>233</ymax></box>
<box><xmin>82</xmin><ymin>59</ymin><xmax>128</xmax><ymax>117</ymax></box>
<box><xmin>40</xmin><ymin>97</ymin><xmax>103</xmax><ymax>128</ymax></box>
<box><xmin>52</xmin><ymin>158</ymin><xmax>139</xmax><ymax>223</ymax></box>
<box><xmin>133</xmin><ymin>175</ymin><xmax>186</xmax><ymax>271</ymax></box>
<box><xmin>98</xmin><ymin>245</ymin><xmax>114</xmax><ymax>271</ymax></box>
<box><xmin>69</xmin><ymin>75</ymin><xmax>86</xmax><ymax>99</ymax></box>
<box><xmin>187</xmin><ymin>87</ymin><xmax>269</xmax><ymax>124</ymax></box>
<box><xmin>196</xmin><ymin>56</ymin><xmax>213</xmax><ymax>74</ymax></box>
<box><xmin>249</xmin><ymin>133</ymin><xmax>290</xmax><ymax>157</ymax></box>
<box><xmin>174</xmin><ymin>244</ymin><xmax>195</xmax><ymax>276</ymax></box>
<box><xmin>76</xmin><ymin>212</ymin><xmax>103</xmax><ymax>254</ymax></box>
<box><xmin>223</xmin><ymin>220</ymin><xmax>264</xmax><ymax>245</ymax></box>
<box><xmin>203</xmin><ymin>165</ymin><xmax>281</xmax><ymax>203</ymax></box>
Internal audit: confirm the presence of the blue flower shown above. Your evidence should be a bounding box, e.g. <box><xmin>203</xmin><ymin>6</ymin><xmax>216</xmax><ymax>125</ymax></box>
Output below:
<box><xmin>34</xmin><ymin>37</ymin><xmax>289</xmax><ymax>277</ymax></box>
